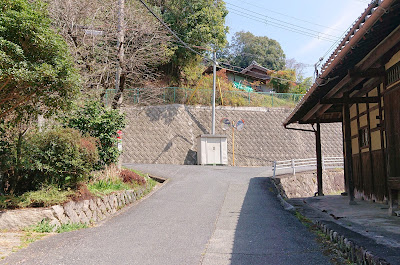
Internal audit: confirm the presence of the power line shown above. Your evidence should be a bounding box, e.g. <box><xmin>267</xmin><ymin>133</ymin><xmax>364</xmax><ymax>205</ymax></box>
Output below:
<box><xmin>227</xmin><ymin>2</ymin><xmax>342</xmax><ymax>40</ymax></box>
<box><xmin>228</xmin><ymin>9</ymin><xmax>338</xmax><ymax>42</ymax></box>
<box><xmin>226</xmin><ymin>0</ymin><xmax>344</xmax><ymax>33</ymax></box>
<box><xmin>137</xmin><ymin>0</ymin><xmax>214</xmax><ymax>63</ymax></box>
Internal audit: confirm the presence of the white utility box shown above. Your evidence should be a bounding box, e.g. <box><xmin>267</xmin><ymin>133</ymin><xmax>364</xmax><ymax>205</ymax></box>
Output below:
<box><xmin>197</xmin><ymin>134</ymin><xmax>228</xmax><ymax>165</ymax></box>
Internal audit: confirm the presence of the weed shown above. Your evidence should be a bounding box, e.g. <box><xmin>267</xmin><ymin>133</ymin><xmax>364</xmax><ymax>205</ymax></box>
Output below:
<box><xmin>23</xmin><ymin>219</ymin><xmax>55</xmax><ymax>233</ymax></box>
<box><xmin>88</xmin><ymin>179</ymin><xmax>131</xmax><ymax>196</ymax></box>
<box><xmin>56</xmin><ymin>222</ymin><xmax>88</xmax><ymax>233</ymax></box>
<box><xmin>120</xmin><ymin>169</ymin><xmax>146</xmax><ymax>185</ymax></box>
<box><xmin>18</xmin><ymin>185</ymin><xmax>75</xmax><ymax>208</ymax></box>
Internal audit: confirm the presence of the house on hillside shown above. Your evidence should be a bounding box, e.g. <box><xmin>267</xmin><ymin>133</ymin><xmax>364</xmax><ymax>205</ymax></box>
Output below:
<box><xmin>283</xmin><ymin>0</ymin><xmax>400</xmax><ymax>215</ymax></box>
<box><xmin>203</xmin><ymin>61</ymin><xmax>273</xmax><ymax>92</ymax></box>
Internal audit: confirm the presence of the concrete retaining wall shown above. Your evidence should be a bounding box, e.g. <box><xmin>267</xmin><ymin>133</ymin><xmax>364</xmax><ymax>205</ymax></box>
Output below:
<box><xmin>121</xmin><ymin>105</ymin><xmax>343</xmax><ymax>166</ymax></box>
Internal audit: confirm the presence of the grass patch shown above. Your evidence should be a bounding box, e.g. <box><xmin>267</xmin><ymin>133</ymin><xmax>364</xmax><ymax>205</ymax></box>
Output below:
<box><xmin>0</xmin><ymin>186</ymin><xmax>74</xmax><ymax>209</ymax></box>
<box><xmin>24</xmin><ymin>219</ymin><xmax>88</xmax><ymax>234</ymax></box>
<box><xmin>56</xmin><ymin>222</ymin><xmax>88</xmax><ymax>233</ymax></box>
<box><xmin>18</xmin><ymin>185</ymin><xmax>75</xmax><ymax>208</ymax></box>
<box><xmin>87</xmin><ymin>179</ymin><xmax>131</xmax><ymax>196</ymax></box>
<box><xmin>295</xmin><ymin>211</ymin><xmax>354</xmax><ymax>265</ymax></box>
<box><xmin>23</xmin><ymin>219</ymin><xmax>55</xmax><ymax>233</ymax></box>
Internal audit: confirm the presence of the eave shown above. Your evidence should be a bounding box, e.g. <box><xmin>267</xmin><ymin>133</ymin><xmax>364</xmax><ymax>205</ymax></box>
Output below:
<box><xmin>284</xmin><ymin>0</ymin><xmax>400</xmax><ymax>127</ymax></box>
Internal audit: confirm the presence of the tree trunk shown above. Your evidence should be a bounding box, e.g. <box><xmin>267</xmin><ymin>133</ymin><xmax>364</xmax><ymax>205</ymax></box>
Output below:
<box><xmin>112</xmin><ymin>0</ymin><xmax>125</xmax><ymax>109</ymax></box>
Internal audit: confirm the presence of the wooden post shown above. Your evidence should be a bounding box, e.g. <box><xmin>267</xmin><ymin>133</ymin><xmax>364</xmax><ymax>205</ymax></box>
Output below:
<box><xmin>316</xmin><ymin>122</ymin><xmax>324</xmax><ymax>196</ymax></box>
<box><xmin>343</xmin><ymin>93</ymin><xmax>356</xmax><ymax>204</ymax></box>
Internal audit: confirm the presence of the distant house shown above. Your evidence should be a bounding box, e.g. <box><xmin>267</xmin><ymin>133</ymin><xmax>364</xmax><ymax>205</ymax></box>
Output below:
<box><xmin>283</xmin><ymin>0</ymin><xmax>400</xmax><ymax>215</ymax></box>
<box><xmin>203</xmin><ymin>61</ymin><xmax>273</xmax><ymax>92</ymax></box>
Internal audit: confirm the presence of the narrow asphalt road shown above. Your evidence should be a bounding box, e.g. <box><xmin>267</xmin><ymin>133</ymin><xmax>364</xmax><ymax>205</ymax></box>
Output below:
<box><xmin>1</xmin><ymin>165</ymin><xmax>332</xmax><ymax>265</ymax></box>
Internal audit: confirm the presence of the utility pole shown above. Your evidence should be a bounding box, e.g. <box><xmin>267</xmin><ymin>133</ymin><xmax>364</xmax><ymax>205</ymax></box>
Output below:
<box><xmin>211</xmin><ymin>50</ymin><xmax>217</xmax><ymax>134</ymax></box>
<box><xmin>112</xmin><ymin>0</ymin><xmax>125</xmax><ymax>109</ymax></box>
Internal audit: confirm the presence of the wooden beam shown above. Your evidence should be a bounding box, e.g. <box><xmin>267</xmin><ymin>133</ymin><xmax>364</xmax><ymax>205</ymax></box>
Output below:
<box><xmin>353</xmin><ymin>77</ymin><xmax>383</xmax><ymax>97</ymax></box>
<box><xmin>303</xmin><ymin>24</ymin><xmax>400</xmax><ymax>123</ymax></box>
<box><xmin>320</xmin><ymin>96</ymin><xmax>379</xmax><ymax>104</ymax></box>
<box><xmin>348</xmin><ymin>67</ymin><xmax>385</xmax><ymax>78</ymax></box>
<box><xmin>299</xmin><ymin>117</ymin><xmax>342</xmax><ymax>124</ymax></box>
<box><xmin>343</xmin><ymin>93</ymin><xmax>356</xmax><ymax>204</ymax></box>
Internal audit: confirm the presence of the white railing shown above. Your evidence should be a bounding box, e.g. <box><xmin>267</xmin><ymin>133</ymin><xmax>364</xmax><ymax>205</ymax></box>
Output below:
<box><xmin>272</xmin><ymin>156</ymin><xmax>344</xmax><ymax>177</ymax></box>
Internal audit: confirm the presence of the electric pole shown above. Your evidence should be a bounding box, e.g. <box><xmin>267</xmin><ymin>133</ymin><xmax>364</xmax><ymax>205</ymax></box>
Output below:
<box><xmin>211</xmin><ymin>50</ymin><xmax>216</xmax><ymax>134</ymax></box>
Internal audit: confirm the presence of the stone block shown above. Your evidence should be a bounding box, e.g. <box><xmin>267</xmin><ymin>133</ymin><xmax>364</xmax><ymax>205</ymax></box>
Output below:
<box><xmin>63</xmin><ymin>202</ymin><xmax>80</xmax><ymax>223</ymax></box>
<box><xmin>82</xmin><ymin>200</ymin><xmax>90</xmax><ymax>212</ymax></box>
<box><xmin>89</xmin><ymin>199</ymin><xmax>97</xmax><ymax>211</ymax></box>
<box><xmin>84</xmin><ymin>208</ymin><xmax>93</xmax><ymax>221</ymax></box>
<box><xmin>51</xmin><ymin>205</ymin><xmax>69</xmax><ymax>224</ymax></box>
<box><xmin>77</xmin><ymin>210</ymin><xmax>90</xmax><ymax>224</ymax></box>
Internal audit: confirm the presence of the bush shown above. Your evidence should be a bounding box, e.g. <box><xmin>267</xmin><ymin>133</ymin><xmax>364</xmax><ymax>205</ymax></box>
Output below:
<box><xmin>120</xmin><ymin>169</ymin><xmax>146</xmax><ymax>186</ymax></box>
<box><xmin>26</xmin><ymin>128</ymin><xmax>99</xmax><ymax>189</ymax></box>
<box><xmin>63</xmin><ymin>100</ymin><xmax>125</xmax><ymax>168</ymax></box>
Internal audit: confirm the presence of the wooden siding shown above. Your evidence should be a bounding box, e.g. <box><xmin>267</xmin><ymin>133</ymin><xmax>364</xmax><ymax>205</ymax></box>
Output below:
<box><xmin>352</xmin><ymin>150</ymin><xmax>386</xmax><ymax>200</ymax></box>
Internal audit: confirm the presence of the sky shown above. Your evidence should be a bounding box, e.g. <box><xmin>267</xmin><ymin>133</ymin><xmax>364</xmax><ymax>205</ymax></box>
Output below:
<box><xmin>224</xmin><ymin>0</ymin><xmax>371</xmax><ymax>78</ymax></box>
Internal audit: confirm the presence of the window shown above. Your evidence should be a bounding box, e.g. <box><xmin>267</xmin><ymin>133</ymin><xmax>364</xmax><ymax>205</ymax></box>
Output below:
<box><xmin>359</xmin><ymin>128</ymin><xmax>369</xmax><ymax>148</ymax></box>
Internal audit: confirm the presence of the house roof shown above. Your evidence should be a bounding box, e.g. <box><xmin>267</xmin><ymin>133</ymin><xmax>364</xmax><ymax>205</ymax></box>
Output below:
<box><xmin>284</xmin><ymin>0</ymin><xmax>400</xmax><ymax>126</ymax></box>
<box><xmin>203</xmin><ymin>65</ymin><xmax>270</xmax><ymax>83</ymax></box>
<box><xmin>240</xmin><ymin>61</ymin><xmax>271</xmax><ymax>80</ymax></box>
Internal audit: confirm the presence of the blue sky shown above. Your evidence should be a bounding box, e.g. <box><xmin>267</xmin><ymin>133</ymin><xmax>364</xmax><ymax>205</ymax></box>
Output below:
<box><xmin>224</xmin><ymin>0</ymin><xmax>370</xmax><ymax>78</ymax></box>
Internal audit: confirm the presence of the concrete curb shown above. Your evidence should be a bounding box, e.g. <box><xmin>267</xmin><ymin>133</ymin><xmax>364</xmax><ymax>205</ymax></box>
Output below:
<box><xmin>277</xmin><ymin>194</ymin><xmax>295</xmax><ymax>212</ymax></box>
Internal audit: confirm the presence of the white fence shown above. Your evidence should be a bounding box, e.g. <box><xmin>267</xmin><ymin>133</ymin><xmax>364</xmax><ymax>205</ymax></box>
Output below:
<box><xmin>272</xmin><ymin>156</ymin><xmax>344</xmax><ymax>178</ymax></box>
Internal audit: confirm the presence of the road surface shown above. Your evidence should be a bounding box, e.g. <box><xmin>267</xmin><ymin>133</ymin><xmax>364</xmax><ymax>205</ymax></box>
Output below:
<box><xmin>1</xmin><ymin>164</ymin><xmax>332</xmax><ymax>265</ymax></box>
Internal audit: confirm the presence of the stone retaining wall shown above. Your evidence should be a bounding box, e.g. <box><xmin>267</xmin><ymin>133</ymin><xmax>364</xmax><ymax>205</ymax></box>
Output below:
<box><xmin>121</xmin><ymin>105</ymin><xmax>343</xmax><ymax>166</ymax></box>
<box><xmin>0</xmin><ymin>189</ymin><xmax>145</xmax><ymax>231</ymax></box>
<box><xmin>272</xmin><ymin>169</ymin><xmax>345</xmax><ymax>198</ymax></box>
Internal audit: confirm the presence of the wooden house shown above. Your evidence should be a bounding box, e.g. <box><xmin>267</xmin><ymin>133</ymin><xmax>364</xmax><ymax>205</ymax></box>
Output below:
<box><xmin>203</xmin><ymin>62</ymin><xmax>273</xmax><ymax>92</ymax></box>
<box><xmin>283</xmin><ymin>0</ymin><xmax>400</xmax><ymax>215</ymax></box>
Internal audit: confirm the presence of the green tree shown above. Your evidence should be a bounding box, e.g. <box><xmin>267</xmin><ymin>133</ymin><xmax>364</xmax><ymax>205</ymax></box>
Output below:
<box><xmin>225</xmin><ymin>31</ymin><xmax>285</xmax><ymax>71</ymax></box>
<box><xmin>0</xmin><ymin>0</ymin><xmax>80</xmax><ymax>122</ymax></box>
<box><xmin>64</xmin><ymin>101</ymin><xmax>126</xmax><ymax>167</ymax></box>
<box><xmin>290</xmin><ymin>76</ymin><xmax>313</xmax><ymax>94</ymax></box>
<box><xmin>269</xmin><ymin>69</ymin><xmax>296</xmax><ymax>93</ymax></box>
<box><xmin>155</xmin><ymin>0</ymin><xmax>229</xmax><ymax>78</ymax></box>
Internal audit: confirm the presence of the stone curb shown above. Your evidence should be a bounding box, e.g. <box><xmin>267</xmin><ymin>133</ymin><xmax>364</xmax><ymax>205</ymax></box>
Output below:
<box><xmin>0</xmin><ymin>180</ymin><xmax>161</xmax><ymax>231</ymax></box>
<box><xmin>314</xmin><ymin>221</ymin><xmax>390</xmax><ymax>265</ymax></box>
<box><xmin>270</xmin><ymin>178</ymin><xmax>390</xmax><ymax>265</ymax></box>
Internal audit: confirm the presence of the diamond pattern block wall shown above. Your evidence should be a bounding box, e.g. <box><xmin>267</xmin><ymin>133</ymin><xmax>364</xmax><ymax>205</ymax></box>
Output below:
<box><xmin>121</xmin><ymin>105</ymin><xmax>343</xmax><ymax>166</ymax></box>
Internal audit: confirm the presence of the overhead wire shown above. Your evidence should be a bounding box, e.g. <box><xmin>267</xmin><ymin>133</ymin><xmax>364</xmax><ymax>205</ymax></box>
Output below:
<box><xmin>225</xmin><ymin>0</ymin><xmax>344</xmax><ymax>33</ymax></box>
<box><xmin>227</xmin><ymin>2</ymin><xmax>342</xmax><ymax>40</ymax></box>
<box><xmin>228</xmin><ymin>8</ymin><xmax>338</xmax><ymax>42</ymax></box>
<box><xmin>137</xmin><ymin>0</ymin><xmax>214</xmax><ymax>63</ymax></box>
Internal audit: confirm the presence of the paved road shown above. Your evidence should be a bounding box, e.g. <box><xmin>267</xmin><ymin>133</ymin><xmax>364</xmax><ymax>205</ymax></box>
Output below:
<box><xmin>1</xmin><ymin>165</ymin><xmax>332</xmax><ymax>265</ymax></box>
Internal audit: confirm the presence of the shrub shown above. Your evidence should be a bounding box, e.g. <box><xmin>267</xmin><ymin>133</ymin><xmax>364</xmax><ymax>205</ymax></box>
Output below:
<box><xmin>63</xmin><ymin>100</ymin><xmax>125</xmax><ymax>168</ymax></box>
<box><xmin>26</xmin><ymin>127</ymin><xmax>99</xmax><ymax>189</ymax></box>
<box><xmin>120</xmin><ymin>169</ymin><xmax>146</xmax><ymax>186</ymax></box>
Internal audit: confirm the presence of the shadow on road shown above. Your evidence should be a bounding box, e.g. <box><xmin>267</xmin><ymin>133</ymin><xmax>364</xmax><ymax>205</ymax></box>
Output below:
<box><xmin>229</xmin><ymin>177</ymin><xmax>331</xmax><ymax>265</ymax></box>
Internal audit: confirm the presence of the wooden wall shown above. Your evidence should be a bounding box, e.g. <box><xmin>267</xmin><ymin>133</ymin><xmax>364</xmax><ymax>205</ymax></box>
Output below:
<box><xmin>349</xmin><ymin>84</ymin><xmax>387</xmax><ymax>201</ymax></box>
